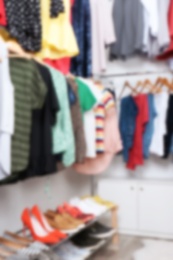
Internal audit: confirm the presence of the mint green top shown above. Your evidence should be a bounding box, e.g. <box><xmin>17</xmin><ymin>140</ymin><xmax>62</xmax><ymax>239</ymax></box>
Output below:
<box><xmin>48</xmin><ymin>67</ymin><xmax>75</xmax><ymax>167</ymax></box>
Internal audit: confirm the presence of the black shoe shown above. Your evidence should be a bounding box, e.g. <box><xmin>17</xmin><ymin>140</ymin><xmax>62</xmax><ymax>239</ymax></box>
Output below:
<box><xmin>87</xmin><ymin>222</ymin><xmax>117</xmax><ymax>239</ymax></box>
<box><xmin>71</xmin><ymin>231</ymin><xmax>105</xmax><ymax>250</ymax></box>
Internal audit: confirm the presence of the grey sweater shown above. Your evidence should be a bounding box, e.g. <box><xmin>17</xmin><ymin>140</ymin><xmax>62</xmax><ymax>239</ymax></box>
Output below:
<box><xmin>110</xmin><ymin>0</ymin><xmax>144</xmax><ymax>59</ymax></box>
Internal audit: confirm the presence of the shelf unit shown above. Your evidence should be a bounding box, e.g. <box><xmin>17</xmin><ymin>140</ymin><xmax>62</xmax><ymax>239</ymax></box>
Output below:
<box><xmin>12</xmin><ymin>206</ymin><xmax>119</xmax><ymax>259</ymax></box>
<box><xmin>50</xmin><ymin>206</ymin><xmax>119</xmax><ymax>250</ymax></box>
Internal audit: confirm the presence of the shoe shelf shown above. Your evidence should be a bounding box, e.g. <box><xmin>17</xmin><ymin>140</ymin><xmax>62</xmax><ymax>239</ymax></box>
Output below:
<box><xmin>51</xmin><ymin>206</ymin><xmax>119</xmax><ymax>250</ymax></box>
<box><xmin>7</xmin><ymin>201</ymin><xmax>119</xmax><ymax>260</ymax></box>
<box><xmin>15</xmin><ymin>205</ymin><xmax>118</xmax><ymax>253</ymax></box>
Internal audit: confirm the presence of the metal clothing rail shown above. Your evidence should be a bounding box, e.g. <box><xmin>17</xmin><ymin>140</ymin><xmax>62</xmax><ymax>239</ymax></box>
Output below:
<box><xmin>98</xmin><ymin>70</ymin><xmax>173</xmax><ymax>78</ymax></box>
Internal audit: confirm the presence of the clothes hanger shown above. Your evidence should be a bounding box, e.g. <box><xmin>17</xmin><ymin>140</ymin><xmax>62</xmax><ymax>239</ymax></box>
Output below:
<box><xmin>134</xmin><ymin>80</ymin><xmax>143</xmax><ymax>93</ymax></box>
<box><xmin>153</xmin><ymin>77</ymin><xmax>172</xmax><ymax>93</ymax></box>
<box><xmin>150</xmin><ymin>77</ymin><xmax>163</xmax><ymax>93</ymax></box>
<box><xmin>33</xmin><ymin>56</ymin><xmax>46</xmax><ymax>65</ymax></box>
<box><xmin>6</xmin><ymin>41</ymin><xmax>32</xmax><ymax>59</ymax></box>
<box><xmin>162</xmin><ymin>78</ymin><xmax>173</xmax><ymax>92</ymax></box>
<box><xmin>118</xmin><ymin>80</ymin><xmax>138</xmax><ymax>100</ymax></box>
<box><xmin>140</xmin><ymin>79</ymin><xmax>154</xmax><ymax>93</ymax></box>
<box><xmin>4</xmin><ymin>231</ymin><xmax>33</xmax><ymax>246</ymax></box>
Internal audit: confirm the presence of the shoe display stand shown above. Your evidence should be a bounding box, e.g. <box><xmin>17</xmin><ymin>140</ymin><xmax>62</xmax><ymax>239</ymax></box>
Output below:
<box><xmin>14</xmin><ymin>206</ymin><xmax>119</xmax><ymax>259</ymax></box>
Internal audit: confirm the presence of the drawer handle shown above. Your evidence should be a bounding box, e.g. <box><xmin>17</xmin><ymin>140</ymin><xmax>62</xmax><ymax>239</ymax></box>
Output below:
<box><xmin>130</xmin><ymin>187</ymin><xmax>134</xmax><ymax>191</ymax></box>
<box><xmin>140</xmin><ymin>187</ymin><xmax>144</xmax><ymax>191</ymax></box>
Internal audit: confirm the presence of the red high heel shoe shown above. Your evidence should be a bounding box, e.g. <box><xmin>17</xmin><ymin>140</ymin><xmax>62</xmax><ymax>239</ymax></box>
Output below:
<box><xmin>58</xmin><ymin>203</ymin><xmax>94</xmax><ymax>223</ymax></box>
<box><xmin>21</xmin><ymin>208</ymin><xmax>60</xmax><ymax>244</ymax></box>
<box><xmin>31</xmin><ymin>205</ymin><xmax>66</xmax><ymax>240</ymax></box>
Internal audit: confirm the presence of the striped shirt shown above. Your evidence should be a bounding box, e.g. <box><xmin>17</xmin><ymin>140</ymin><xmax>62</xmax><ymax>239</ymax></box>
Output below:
<box><xmin>95</xmin><ymin>89</ymin><xmax>115</xmax><ymax>153</ymax></box>
<box><xmin>10</xmin><ymin>58</ymin><xmax>47</xmax><ymax>173</ymax></box>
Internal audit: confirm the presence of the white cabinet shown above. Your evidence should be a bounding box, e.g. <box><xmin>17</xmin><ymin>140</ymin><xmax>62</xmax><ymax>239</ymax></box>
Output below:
<box><xmin>98</xmin><ymin>179</ymin><xmax>173</xmax><ymax>238</ymax></box>
<box><xmin>99</xmin><ymin>180</ymin><xmax>138</xmax><ymax>230</ymax></box>
<box><xmin>138</xmin><ymin>182</ymin><xmax>173</xmax><ymax>235</ymax></box>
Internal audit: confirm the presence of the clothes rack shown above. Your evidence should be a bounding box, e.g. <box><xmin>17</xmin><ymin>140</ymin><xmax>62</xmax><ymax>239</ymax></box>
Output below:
<box><xmin>99</xmin><ymin>70</ymin><xmax>173</xmax><ymax>78</ymax></box>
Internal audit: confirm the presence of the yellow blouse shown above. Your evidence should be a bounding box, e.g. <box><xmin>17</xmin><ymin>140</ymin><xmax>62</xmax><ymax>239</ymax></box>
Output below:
<box><xmin>36</xmin><ymin>0</ymin><xmax>79</xmax><ymax>59</ymax></box>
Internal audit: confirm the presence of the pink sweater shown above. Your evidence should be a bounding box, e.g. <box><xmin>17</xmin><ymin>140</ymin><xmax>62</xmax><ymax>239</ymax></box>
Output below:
<box><xmin>73</xmin><ymin>107</ymin><xmax>122</xmax><ymax>174</ymax></box>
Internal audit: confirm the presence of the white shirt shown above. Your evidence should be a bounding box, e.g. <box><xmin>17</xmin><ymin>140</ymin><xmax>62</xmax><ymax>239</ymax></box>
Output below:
<box><xmin>150</xmin><ymin>92</ymin><xmax>169</xmax><ymax>156</ymax></box>
<box><xmin>157</xmin><ymin>0</ymin><xmax>170</xmax><ymax>50</ymax></box>
<box><xmin>0</xmin><ymin>40</ymin><xmax>15</xmax><ymax>180</ymax></box>
<box><xmin>81</xmin><ymin>79</ymin><xmax>102</xmax><ymax>158</ymax></box>
<box><xmin>90</xmin><ymin>0</ymin><xmax>116</xmax><ymax>75</ymax></box>
<box><xmin>141</xmin><ymin>0</ymin><xmax>159</xmax><ymax>54</ymax></box>
<box><xmin>84</xmin><ymin>111</ymin><xmax>96</xmax><ymax>158</ymax></box>
<box><xmin>141</xmin><ymin>0</ymin><xmax>159</xmax><ymax>37</ymax></box>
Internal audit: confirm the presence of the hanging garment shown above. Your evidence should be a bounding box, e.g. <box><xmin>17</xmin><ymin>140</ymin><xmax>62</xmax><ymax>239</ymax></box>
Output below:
<box><xmin>170</xmin><ymin>134</ymin><xmax>173</xmax><ymax>153</ymax></box>
<box><xmin>73</xmin><ymin>104</ymin><xmax>122</xmax><ymax>174</ymax></box>
<box><xmin>168</xmin><ymin>58</ymin><xmax>173</xmax><ymax>70</ymax></box>
<box><xmin>140</xmin><ymin>0</ymin><xmax>159</xmax><ymax>54</ymax></box>
<box><xmin>44</xmin><ymin>58</ymin><xmax>71</xmax><ymax>75</ymax></box>
<box><xmin>157</xmin><ymin>0</ymin><xmax>173</xmax><ymax>60</ymax></box>
<box><xmin>0</xmin><ymin>41</ymin><xmax>14</xmax><ymax>180</ymax></box>
<box><xmin>163</xmin><ymin>94</ymin><xmax>173</xmax><ymax>158</ymax></box>
<box><xmin>143</xmin><ymin>94</ymin><xmax>157</xmax><ymax>159</ymax></box>
<box><xmin>157</xmin><ymin>0</ymin><xmax>171</xmax><ymax>51</ymax></box>
<box><xmin>48</xmin><ymin>67</ymin><xmax>75</xmax><ymax>167</ymax></box>
<box><xmin>67</xmin><ymin>78</ymin><xmax>86</xmax><ymax>163</ymax></box>
<box><xmin>67</xmin><ymin>81</ymin><xmax>76</xmax><ymax>105</ymax></box>
<box><xmin>18</xmin><ymin>63</ymin><xmax>60</xmax><ymax>181</ymax></box>
<box><xmin>141</xmin><ymin>0</ymin><xmax>159</xmax><ymax>38</ymax></box>
<box><xmin>71</xmin><ymin>0</ymin><xmax>92</xmax><ymax>77</ymax></box>
<box><xmin>127</xmin><ymin>94</ymin><xmax>149</xmax><ymax>170</ymax></box>
<box><xmin>76</xmin><ymin>78</ymin><xmax>96</xmax><ymax>115</ymax></box>
<box><xmin>141</xmin><ymin>0</ymin><xmax>170</xmax><ymax>56</ymax></box>
<box><xmin>95</xmin><ymin>88</ymin><xmax>115</xmax><ymax>154</ymax></box>
<box><xmin>150</xmin><ymin>92</ymin><xmax>169</xmax><ymax>156</ymax></box>
<box><xmin>110</xmin><ymin>0</ymin><xmax>144</xmax><ymax>59</ymax></box>
<box><xmin>50</xmin><ymin>0</ymin><xmax>64</xmax><ymax>18</ymax></box>
<box><xmin>0</xmin><ymin>0</ymin><xmax>7</xmax><ymax>26</ymax></box>
<box><xmin>37</xmin><ymin>0</ymin><xmax>79</xmax><ymax>60</ymax></box>
<box><xmin>75</xmin><ymin>78</ymin><xmax>97</xmax><ymax>158</ymax></box>
<box><xmin>90</xmin><ymin>0</ymin><xmax>116</xmax><ymax>74</ymax></box>
<box><xmin>4</xmin><ymin>0</ymin><xmax>42</xmax><ymax>52</ymax></box>
<box><xmin>44</xmin><ymin>0</ymin><xmax>75</xmax><ymax>74</ymax></box>
<box><xmin>10</xmin><ymin>59</ymin><xmax>47</xmax><ymax>173</ymax></box>
<box><xmin>120</xmin><ymin>96</ymin><xmax>138</xmax><ymax>162</ymax></box>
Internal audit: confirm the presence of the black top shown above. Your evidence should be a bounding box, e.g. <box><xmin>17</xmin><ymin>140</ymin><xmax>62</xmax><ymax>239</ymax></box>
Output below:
<box><xmin>20</xmin><ymin>62</ymin><xmax>60</xmax><ymax>179</ymax></box>
<box><xmin>5</xmin><ymin>0</ymin><xmax>42</xmax><ymax>52</ymax></box>
<box><xmin>163</xmin><ymin>95</ymin><xmax>173</xmax><ymax>158</ymax></box>
<box><xmin>50</xmin><ymin>0</ymin><xmax>64</xmax><ymax>18</ymax></box>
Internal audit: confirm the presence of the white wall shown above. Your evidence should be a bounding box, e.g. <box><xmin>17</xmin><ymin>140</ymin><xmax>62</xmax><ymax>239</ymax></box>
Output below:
<box><xmin>0</xmin><ymin>169</ymin><xmax>91</xmax><ymax>234</ymax></box>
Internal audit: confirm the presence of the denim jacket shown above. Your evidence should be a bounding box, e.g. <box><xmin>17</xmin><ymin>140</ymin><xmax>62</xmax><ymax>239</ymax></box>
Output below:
<box><xmin>71</xmin><ymin>0</ymin><xmax>92</xmax><ymax>77</ymax></box>
<box><xmin>120</xmin><ymin>96</ymin><xmax>138</xmax><ymax>162</ymax></box>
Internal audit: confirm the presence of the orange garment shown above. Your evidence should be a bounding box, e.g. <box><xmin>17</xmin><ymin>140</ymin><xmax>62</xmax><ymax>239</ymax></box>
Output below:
<box><xmin>127</xmin><ymin>95</ymin><xmax>149</xmax><ymax>170</ymax></box>
<box><xmin>0</xmin><ymin>0</ymin><xmax>7</xmax><ymax>26</ymax></box>
<box><xmin>73</xmin><ymin>106</ymin><xmax>122</xmax><ymax>175</ymax></box>
<box><xmin>44</xmin><ymin>58</ymin><xmax>70</xmax><ymax>75</ymax></box>
<box><xmin>157</xmin><ymin>0</ymin><xmax>173</xmax><ymax>60</ymax></box>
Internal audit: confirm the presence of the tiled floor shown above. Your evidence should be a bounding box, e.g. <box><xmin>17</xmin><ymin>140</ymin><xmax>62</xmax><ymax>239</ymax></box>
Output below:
<box><xmin>89</xmin><ymin>235</ymin><xmax>143</xmax><ymax>260</ymax></box>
